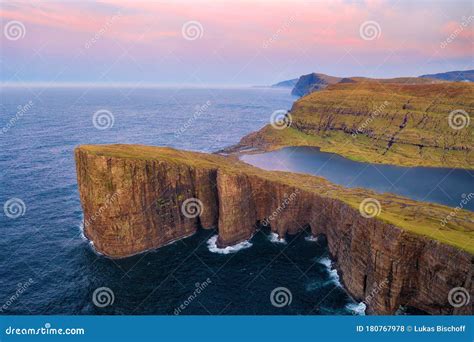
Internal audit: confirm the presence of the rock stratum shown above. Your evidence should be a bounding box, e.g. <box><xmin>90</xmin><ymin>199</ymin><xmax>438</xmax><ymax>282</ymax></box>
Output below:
<box><xmin>229</xmin><ymin>81</ymin><xmax>473</xmax><ymax>169</ymax></box>
<box><xmin>75</xmin><ymin>144</ymin><xmax>473</xmax><ymax>315</ymax></box>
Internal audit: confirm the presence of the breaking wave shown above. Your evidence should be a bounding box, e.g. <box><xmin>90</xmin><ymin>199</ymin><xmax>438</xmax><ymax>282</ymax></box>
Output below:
<box><xmin>207</xmin><ymin>235</ymin><xmax>253</xmax><ymax>254</ymax></box>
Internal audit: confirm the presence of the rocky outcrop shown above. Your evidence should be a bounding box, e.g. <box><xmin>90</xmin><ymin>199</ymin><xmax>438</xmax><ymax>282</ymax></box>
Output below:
<box><xmin>75</xmin><ymin>144</ymin><xmax>473</xmax><ymax>315</ymax></box>
<box><xmin>291</xmin><ymin>72</ymin><xmax>342</xmax><ymax>96</ymax></box>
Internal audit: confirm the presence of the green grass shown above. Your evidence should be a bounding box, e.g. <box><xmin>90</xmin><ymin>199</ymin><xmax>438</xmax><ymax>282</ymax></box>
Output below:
<box><xmin>237</xmin><ymin>81</ymin><xmax>473</xmax><ymax>169</ymax></box>
<box><xmin>77</xmin><ymin>144</ymin><xmax>474</xmax><ymax>254</ymax></box>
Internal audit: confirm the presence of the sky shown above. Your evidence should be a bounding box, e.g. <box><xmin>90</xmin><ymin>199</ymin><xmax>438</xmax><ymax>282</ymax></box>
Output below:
<box><xmin>1</xmin><ymin>0</ymin><xmax>473</xmax><ymax>86</ymax></box>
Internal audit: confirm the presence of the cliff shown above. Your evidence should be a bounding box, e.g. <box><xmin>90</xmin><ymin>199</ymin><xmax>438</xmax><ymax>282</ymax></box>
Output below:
<box><xmin>230</xmin><ymin>81</ymin><xmax>473</xmax><ymax>169</ymax></box>
<box><xmin>75</xmin><ymin>144</ymin><xmax>473</xmax><ymax>315</ymax></box>
<box><xmin>420</xmin><ymin>69</ymin><xmax>474</xmax><ymax>82</ymax></box>
<box><xmin>291</xmin><ymin>73</ymin><xmax>342</xmax><ymax>96</ymax></box>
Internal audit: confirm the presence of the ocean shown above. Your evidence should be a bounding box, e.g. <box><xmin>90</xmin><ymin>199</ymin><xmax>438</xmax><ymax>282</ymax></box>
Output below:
<box><xmin>0</xmin><ymin>86</ymin><xmax>362</xmax><ymax>315</ymax></box>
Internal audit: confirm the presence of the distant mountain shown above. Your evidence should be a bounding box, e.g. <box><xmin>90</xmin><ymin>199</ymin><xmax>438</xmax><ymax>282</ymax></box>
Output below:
<box><xmin>291</xmin><ymin>73</ymin><xmax>342</xmax><ymax>96</ymax></box>
<box><xmin>290</xmin><ymin>73</ymin><xmax>445</xmax><ymax>97</ymax></box>
<box><xmin>419</xmin><ymin>70</ymin><xmax>474</xmax><ymax>82</ymax></box>
<box><xmin>271</xmin><ymin>78</ymin><xmax>299</xmax><ymax>88</ymax></box>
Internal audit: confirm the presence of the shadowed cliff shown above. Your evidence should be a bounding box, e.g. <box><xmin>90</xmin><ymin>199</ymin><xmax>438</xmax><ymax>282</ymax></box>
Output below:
<box><xmin>75</xmin><ymin>144</ymin><xmax>473</xmax><ymax>315</ymax></box>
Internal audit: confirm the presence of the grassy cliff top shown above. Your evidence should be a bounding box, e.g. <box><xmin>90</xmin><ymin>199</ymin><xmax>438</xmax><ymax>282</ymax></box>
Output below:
<box><xmin>233</xmin><ymin>81</ymin><xmax>473</xmax><ymax>169</ymax></box>
<box><xmin>77</xmin><ymin>144</ymin><xmax>474</xmax><ymax>254</ymax></box>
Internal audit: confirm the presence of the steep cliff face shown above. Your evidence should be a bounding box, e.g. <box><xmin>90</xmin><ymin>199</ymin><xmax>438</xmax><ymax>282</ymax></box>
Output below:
<box><xmin>75</xmin><ymin>145</ymin><xmax>473</xmax><ymax>315</ymax></box>
<box><xmin>229</xmin><ymin>81</ymin><xmax>473</xmax><ymax>169</ymax></box>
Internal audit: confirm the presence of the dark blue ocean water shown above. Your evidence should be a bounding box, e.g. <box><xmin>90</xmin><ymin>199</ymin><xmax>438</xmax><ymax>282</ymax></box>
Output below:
<box><xmin>242</xmin><ymin>147</ymin><xmax>474</xmax><ymax>211</ymax></box>
<box><xmin>0</xmin><ymin>87</ymin><xmax>362</xmax><ymax>315</ymax></box>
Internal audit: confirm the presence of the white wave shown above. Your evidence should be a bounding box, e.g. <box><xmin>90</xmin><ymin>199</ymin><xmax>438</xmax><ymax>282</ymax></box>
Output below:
<box><xmin>207</xmin><ymin>235</ymin><xmax>253</xmax><ymax>254</ymax></box>
<box><xmin>305</xmin><ymin>235</ymin><xmax>319</xmax><ymax>242</ymax></box>
<box><xmin>346</xmin><ymin>302</ymin><xmax>367</xmax><ymax>315</ymax></box>
<box><xmin>268</xmin><ymin>232</ymin><xmax>286</xmax><ymax>244</ymax></box>
<box><xmin>318</xmin><ymin>257</ymin><xmax>341</xmax><ymax>287</ymax></box>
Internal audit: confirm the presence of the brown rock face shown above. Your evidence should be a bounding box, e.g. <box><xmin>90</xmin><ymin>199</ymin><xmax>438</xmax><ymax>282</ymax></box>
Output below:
<box><xmin>75</xmin><ymin>145</ymin><xmax>473</xmax><ymax>315</ymax></box>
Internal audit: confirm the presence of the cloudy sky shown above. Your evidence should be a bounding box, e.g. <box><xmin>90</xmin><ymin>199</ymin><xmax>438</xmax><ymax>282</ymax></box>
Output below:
<box><xmin>1</xmin><ymin>0</ymin><xmax>472</xmax><ymax>86</ymax></box>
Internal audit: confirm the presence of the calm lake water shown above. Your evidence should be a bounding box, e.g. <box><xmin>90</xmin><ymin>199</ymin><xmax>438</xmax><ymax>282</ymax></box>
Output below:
<box><xmin>241</xmin><ymin>146</ymin><xmax>474</xmax><ymax>211</ymax></box>
<box><xmin>0</xmin><ymin>86</ymin><xmax>363</xmax><ymax>315</ymax></box>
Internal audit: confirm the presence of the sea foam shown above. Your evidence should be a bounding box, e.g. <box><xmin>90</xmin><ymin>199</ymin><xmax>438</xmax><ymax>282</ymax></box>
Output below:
<box><xmin>346</xmin><ymin>302</ymin><xmax>367</xmax><ymax>315</ymax></box>
<box><xmin>318</xmin><ymin>257</ymin><xmax>342</xmax><ymax>286</ymax></box>
<box><xmin>304</xmin><ymin>235</ymin><xmax>319</xmax><ymax>242</ymax></box>
<box><xmin>207</xmin><ymin>235</ymin><xmax>253</xmax><ymax>254</ymax></box>
<box><xmin>268</xmin><ymin>232</ymin><xmax>286</xmax><ymax>244</ymax></box>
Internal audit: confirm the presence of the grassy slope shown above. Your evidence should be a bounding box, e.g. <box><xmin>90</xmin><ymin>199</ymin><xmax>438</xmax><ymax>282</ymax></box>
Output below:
<box><xmin>238</xmin><ymin>81</ymin><xmax>473</xmax><ymax>169</ymax></box>
<box><xmin>78</xmin><ymin>144</ymin><xmax>474</xmax><ymax>254</ymax></box>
